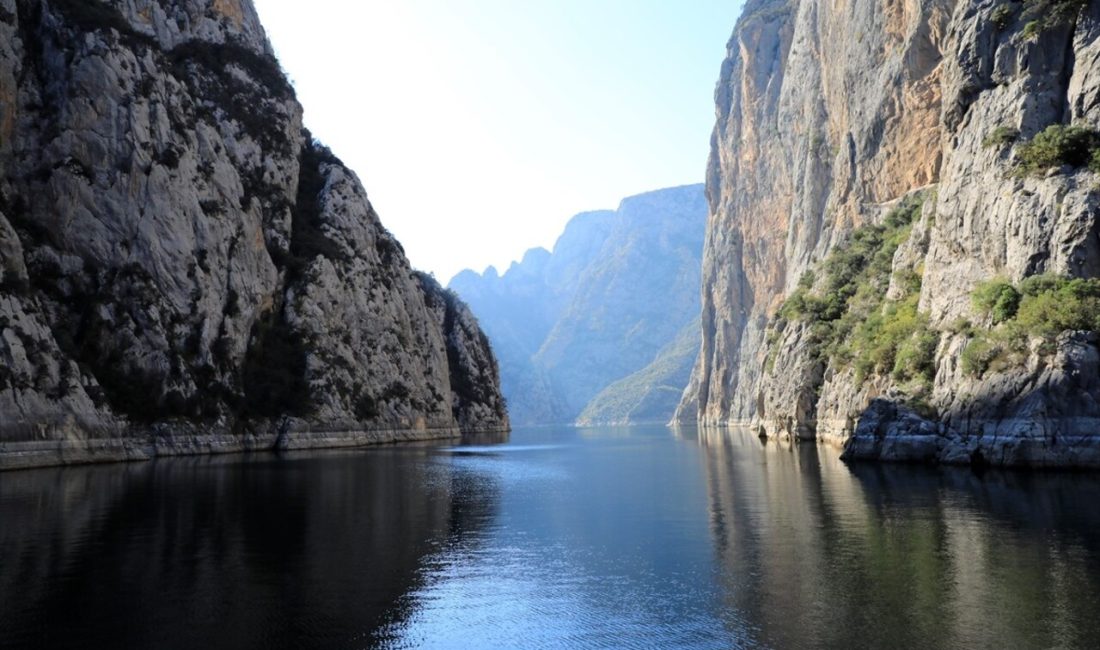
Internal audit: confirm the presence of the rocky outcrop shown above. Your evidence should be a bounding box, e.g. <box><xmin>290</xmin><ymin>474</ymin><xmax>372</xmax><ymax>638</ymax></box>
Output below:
<box><xmin>679</xmin><ymin>0</ymin><xmax>1100</xmax><ymax>467</ymax></box>
<box><xmin>0</xmin><ymin>0</ymin><xmax>507</xmax><ymax>470</ymax></box>
<box><xmin>450</xmin><ymin>184</ymin><xmax>706</xmax><ymax>425</ymax></box>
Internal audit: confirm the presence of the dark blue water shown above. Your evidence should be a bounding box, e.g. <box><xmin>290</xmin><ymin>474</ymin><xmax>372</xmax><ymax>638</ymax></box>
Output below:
<box><xmin>3</xmin><ymin>426</ymin><xmax>1100</xmax><ymax>649</ymax></box>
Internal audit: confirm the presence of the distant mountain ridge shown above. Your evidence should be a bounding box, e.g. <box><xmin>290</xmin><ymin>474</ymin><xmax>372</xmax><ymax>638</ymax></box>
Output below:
<box><xmin>450</xmin><ymin>184</ymin><xmax>706</xmax><ymax>425</ymax></box>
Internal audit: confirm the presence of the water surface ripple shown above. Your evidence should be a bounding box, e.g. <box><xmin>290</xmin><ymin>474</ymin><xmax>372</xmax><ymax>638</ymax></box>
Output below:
<box><xmin>3</xmin><ymin>426</ymin><xmax>1100</xmax><ymax>648</ymax></box>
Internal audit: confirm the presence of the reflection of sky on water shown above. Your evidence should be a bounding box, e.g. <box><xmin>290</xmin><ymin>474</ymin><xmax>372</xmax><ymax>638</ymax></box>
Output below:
<box><xmin>387</xmin><ymin>425</ymin><xmax>1100</xmax><ymax>649</ymax></box>
<box><xmin>385</xmin><ymin>426</ymin><xmax>749</xmax><ymax>649</ymax></box>
<box><xmin>4</xmin><ymin>426</ymin><xmax>1100</xmax><ymax>649</ymax></box>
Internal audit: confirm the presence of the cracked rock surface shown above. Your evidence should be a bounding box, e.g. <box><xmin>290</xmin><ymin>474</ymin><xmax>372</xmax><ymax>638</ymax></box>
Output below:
<box><xmin>678</xmin><ymin>0</ymin><xmax>1100</xmax><ymax>467</ymax></box>
<box><xmin>0</xmin><ymin>0</ymin><xmax>507</xmax><ymax>469</ymax></box>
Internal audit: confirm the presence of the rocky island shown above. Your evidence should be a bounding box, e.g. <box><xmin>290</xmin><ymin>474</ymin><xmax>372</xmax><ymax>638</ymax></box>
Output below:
<box><xmin>0</xmin><ymin>0</ymin><xmax>508</xmax><ymax>470</ymax></box>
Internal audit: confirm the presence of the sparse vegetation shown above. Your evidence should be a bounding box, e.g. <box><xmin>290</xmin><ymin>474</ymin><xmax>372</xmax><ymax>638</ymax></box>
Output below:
<box><xmin>963</xmin><ymin>274</ymin><xmax>1100</xmax><ymax>376</ymax></box>
<box><xmin>224</xmin><ymin>289</ymin><xmax>240</xmax><ymax>318</ymax></box>
<box><xmin>992</xmin><ymin>4</ymin><xmax>1017</xmax><ymax>29</ymax></box>
<box><xmin>983</xmin><ymin>126</ymin><xmax>1019</xmax><ymax>149</ymax></box>
<box><xmin>1021</xmin><ymin>19</ymin><xmax>1043</xmax><ymax>39</ymax></box>
<box><xmin>355</xmin><ymin>393</ymin><xmax>380</xmax><ymax>420</ymax></box>
<box><xmin>415</xmin><ymin>272</ymin><xmax>506</xmax><ymax>421</ymax></box>
<box><xmin>382</xmin><ymin>381</ymin><xmax>411</xmax><ymax>402</ymax></box>
<box><xmin>1015</xmin><ymin>124</ymin><xmax>1100</xmax><ymax>175</ymax></box>
<box><xmin>771</xmin><ymin>194</ymin><xmax>938</xmax><ymax>395</ymax></box>
<box><xmin>278</xmin><ymin>137</ymin><xmax>351</xmax><ymax>277</ymax></box>
<box><xmin>167</xmin><ymin>37</ymin><xmax>295</xmax><ymax>154</ymax></box>
<box><xmin>1020</xmin><ymin>0</ymin><xmax>1088</xmax><ymax>39</ymax></box>
<box><xmin>241</xmin><ymin>306</ymin><xmax>312</xmax><ymax>417</ymax></box>
<box><xmin>50</xmin><ymin>0</ymin><xmax>157</xmax><ymax>48</ymax></box>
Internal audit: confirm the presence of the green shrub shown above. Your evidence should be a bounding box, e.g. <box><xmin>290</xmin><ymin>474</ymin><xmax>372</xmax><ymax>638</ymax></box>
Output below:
<box><xmin>1091</xmin><ymin>148</ymin><xmax>1100</xmax><ymax>173</ymax></box>
<box><xmin>972</xmin><ymin>279</ymin><xmax>1021</xmax><ymax>323</ymax></box>
<box><xmin>1015</xmin><ymin>278</ymin><xmax>1100</xmax><ymax>334</ymax></box>
<box><xmin>1016</xmin><ymin>125</ymin><xmax>1100</xmax><ymax>175</ymax></box>
<box><xmin>883</xmin><ymin>199</ymin><xmax>923</xmax><ymax>230</ymax></box>
<box><xmin>992</xmin><ymin>4</ymin><xmax>1016</xmax><ymax>29</ymax></box>
<box><xmin>1020</xmin><ymin>0</ymin><xmax>1088</xmax><ymax>38</ymax></box>
<box><xmin>797</xmin><ymin>270</ymin><xmax>815</xmax><ymax>290</ymax></box>
<box><xmin>893</xmin><ymin>323</ymin><xmax>940</xmax><ymax>384</ymax></box>
<box><xmin>1019</xmin><ymin>273</ymin><xmax>1065</xmax><ymax>296</ymax></box>
<box><xmin>841</xmin><ymin>293</ymin><xmax>939</xmax><ymax>389</ymax></box>
<box><xmin>963</xmin><ymin>274</ymin><xmax>1100</xmax><ymax>376</ymax></box>
<box><xmin>983</xmin><ymin>126</ymin><xmax>1019</xmax><ymax>149</ymax></box>
<box><xmin>771</xmin><ymin>193</ymin><xmax>934</xmax><ymax>391</ymax></box>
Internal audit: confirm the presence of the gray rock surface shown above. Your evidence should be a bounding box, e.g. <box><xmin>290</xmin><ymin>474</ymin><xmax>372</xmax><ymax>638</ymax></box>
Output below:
<box><xmin>679</xmin><ymin>0</ymin><xmax>1100</xmax><ymax>467</ymax></box>
<box><xmin>450</xmin><ymin>184</ymin><xmax>706</xmax><ymax>425</ymax></box>
<box><xmin>0</xmin><ymin>0</ymin><xmax>507</xmax><ymax>470</ymax></box>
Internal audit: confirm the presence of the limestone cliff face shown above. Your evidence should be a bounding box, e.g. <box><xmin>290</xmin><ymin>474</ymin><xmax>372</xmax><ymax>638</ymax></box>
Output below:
<box><xmin>0</xmin><ymin>0</ymin><xmax>507</xmax><ymax>469</ymax></box>
<box><xmin>679</xmin><ymin>0</ymin><xmax>1100</xmax><ymax>467</ymax></box>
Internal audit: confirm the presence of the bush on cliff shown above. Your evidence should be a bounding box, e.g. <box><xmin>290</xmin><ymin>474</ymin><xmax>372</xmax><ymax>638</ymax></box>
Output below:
<box><xmin>1020</xmin><ymin>0</ymin><xmax>1089</xmax><ymax>39</ymax></box>
<box><xmin>772</xmin><ymin>194</ymin><xmax>938</xmax><ymax>393</ymax></box>
<box><xmin>983</xmin><ymin>126</ymin><xmax>1019</xmax><ymax>149</ymax></box>
<box><xmin>1015</xmin><ymin>125</ymin><xmax>1100</xmax><ymax>175</ymax></box>
<box><xmin>963</xmin><ymin>274</ymin><xmax>1100</xmax><ymax>376</ymax></box>
<box><xmin>972</xmin><ymin>279</ymin><xmax>1021</xmax><ymax>324</ymax></box>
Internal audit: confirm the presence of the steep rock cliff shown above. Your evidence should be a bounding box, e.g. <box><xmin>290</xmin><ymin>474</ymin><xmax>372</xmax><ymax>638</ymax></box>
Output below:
<box><xmin>451</xmin><ymin>184</ymin><xmax>706</xmax><ymax>425</ymax></box>
<box><xmin>0</xmin><ymin>0</ymin><xmax>507</xmax><ymax>469</ymax></box>
<box><xmin>679</xmin><ymin>0</ymin><xmax>1100</xmax><ymax>467</ymax></box>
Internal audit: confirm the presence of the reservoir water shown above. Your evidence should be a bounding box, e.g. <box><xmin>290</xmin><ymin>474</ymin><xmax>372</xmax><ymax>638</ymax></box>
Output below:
<box><xmin>3</xmin><ymin>425</ymin><xmax>1100</xmax><ymax>649</ymax></box>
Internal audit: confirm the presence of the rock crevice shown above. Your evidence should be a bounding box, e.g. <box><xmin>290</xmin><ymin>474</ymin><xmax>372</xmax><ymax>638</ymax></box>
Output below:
<box><xmin>679</xmin><ymin>0</ymin><xmax>1100</xmax><ymax>467</ymax></box>
<box><xmin>0</xmin><ymin>0</ymin><xmax>508</xmax><ymax>470</ymax></box>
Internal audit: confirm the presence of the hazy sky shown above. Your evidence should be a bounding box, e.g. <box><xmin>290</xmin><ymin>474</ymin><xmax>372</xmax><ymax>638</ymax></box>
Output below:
<box><xmin>252</xmin><ymin>1</ymin><xmax>743</xmax><ymax>282</ymax></box>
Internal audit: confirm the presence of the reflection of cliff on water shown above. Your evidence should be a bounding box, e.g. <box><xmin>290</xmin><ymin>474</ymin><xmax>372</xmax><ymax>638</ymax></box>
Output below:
<box><xmin>0</xmin><ymin>442</ymin><xmax>503</xmax><ymax>650</ymax></box>
<box><xmin>689</xmin><ymin>427</ymin><xmax>1100</xmax><ymax>649</ymax></box>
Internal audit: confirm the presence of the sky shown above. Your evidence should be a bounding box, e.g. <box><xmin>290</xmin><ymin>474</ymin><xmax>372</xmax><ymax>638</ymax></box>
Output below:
<box><xmin>251</xmin><ymin>0</ymin><xmax>743</xmax><ymax>283</ymax></box>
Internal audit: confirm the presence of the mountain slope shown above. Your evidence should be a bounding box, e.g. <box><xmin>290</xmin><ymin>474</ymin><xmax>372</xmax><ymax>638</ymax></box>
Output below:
<box><xmin>576</xmin><ymin>317</ymin><xmax>700</xmax><ymax>425</ymax></box>
<box><xmin>450</xmin><ymin>184</ymin><xmax>706</xmax><ymax>425</ymax></box>
<box><xmin>0</xmin><ymin>0</ymin><xmax>507</xmax><ymax>469</ymax></box>
<box><xmin>679</xmin><ymin>0</ymin><xmax>1100</xmax><ymax>467</ymax></box>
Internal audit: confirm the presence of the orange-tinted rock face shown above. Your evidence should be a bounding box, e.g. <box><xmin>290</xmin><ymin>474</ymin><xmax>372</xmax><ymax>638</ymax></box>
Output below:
<box><xmin>679</xmin><ymin>0</ymin><xmax>1100</xmax><ymax>467</ymax></box>
<box><xmin>211</xmin><ymin>0</ymin><xmax>245</xmax><ymax>27</ymax></box>
<box><xmin>678</xmin><ymin>0</ymin><xmax>951</xmax><ymax>426</ymax></box>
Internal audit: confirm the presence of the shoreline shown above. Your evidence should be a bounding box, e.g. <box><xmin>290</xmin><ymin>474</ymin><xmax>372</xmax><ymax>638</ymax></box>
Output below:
<box><xmin>0</xmin><ymin>424</ymin><xmax>511</xmax><ymax>472</ymax></box>
<box><xmin>681</xmin><ymin>420</ymin><xmax>1100</xmax><ymax>470</ymax></box>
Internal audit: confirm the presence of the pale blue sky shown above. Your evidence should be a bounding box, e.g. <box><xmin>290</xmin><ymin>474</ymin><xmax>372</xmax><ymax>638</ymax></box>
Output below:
<box><xmin>252</xmin><ymin>1</ymin><xmax>743</xmax><ymax>282</ymax></box>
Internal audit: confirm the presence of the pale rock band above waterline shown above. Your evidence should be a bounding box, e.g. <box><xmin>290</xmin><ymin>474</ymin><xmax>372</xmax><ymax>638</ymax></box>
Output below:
<box><xmin>4</xmin><ymin>0</ymin><xmax>1100</xmax><ymax>471</ymax></box>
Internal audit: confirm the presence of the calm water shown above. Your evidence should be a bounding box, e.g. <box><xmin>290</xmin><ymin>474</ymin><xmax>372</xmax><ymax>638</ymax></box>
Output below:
<box><xmin>4</xmin><ymin>426</ymin><xmax>1100</xmax><ymax>649</ymax></box>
